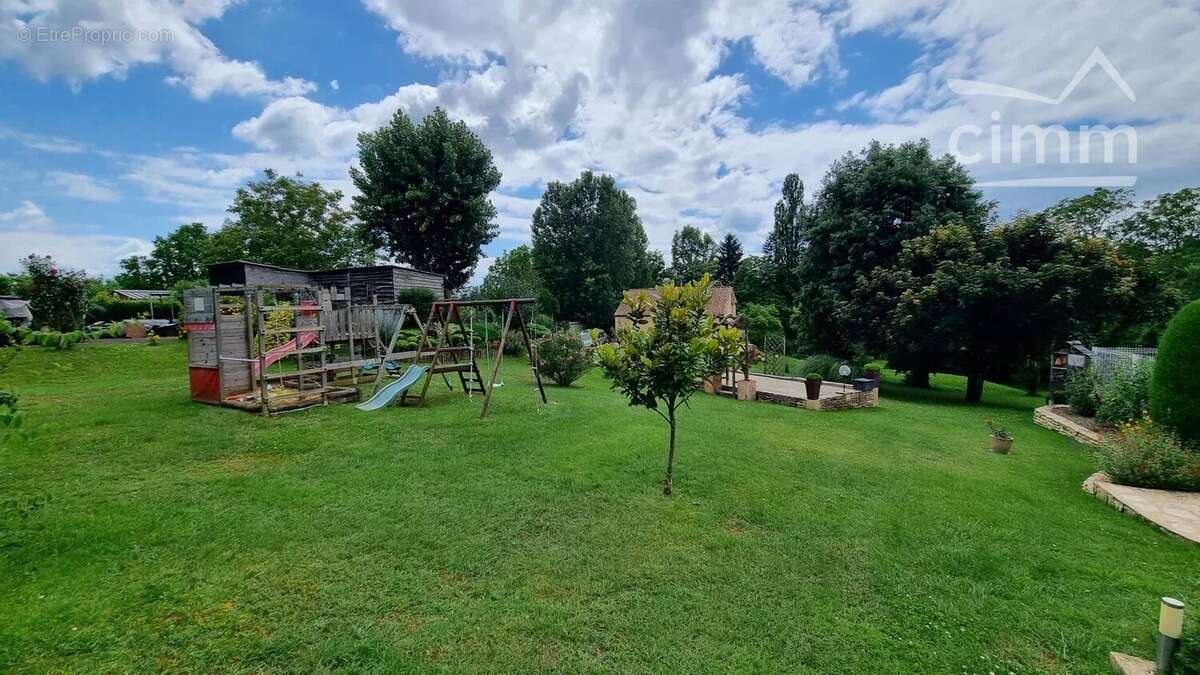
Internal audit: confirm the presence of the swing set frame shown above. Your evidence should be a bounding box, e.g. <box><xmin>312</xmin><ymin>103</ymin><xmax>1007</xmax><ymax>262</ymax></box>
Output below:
<box><xmin>402</xmin><ymin>297</ymin><xmax>547</xmax><ymax>418</ymax></box>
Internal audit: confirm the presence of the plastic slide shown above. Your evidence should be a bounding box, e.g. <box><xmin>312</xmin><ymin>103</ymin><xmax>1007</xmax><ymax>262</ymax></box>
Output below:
<box><xmin>252</xmin><ymin>330</ymin><xmax>319</xmax><ymax>375</ymax></box>
<box><xmin>355</xmin><ymin>364</ymin><xmax>428</xmax><ymax>411</ymax></box>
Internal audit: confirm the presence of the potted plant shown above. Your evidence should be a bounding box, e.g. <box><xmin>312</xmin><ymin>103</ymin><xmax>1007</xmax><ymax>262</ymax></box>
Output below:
<box><xmin>804</xmin><ymin>372</ymin><xmax>823</xmax><ymax>400</ymax></box>
<box><xmin>736</xmin><ymin>344</ymin><xmax>763</xmax><ymax>400</ymax></box>
<box><xmin>703</xmin><ymin>373</ymin><xmax>724</xmax><ymax>394</ymax></box>
<box><xmin>987</xmin><ymin>418</ymin><xmax>1013</xmax><ymax>453</ymax></box>
<box><xmin>864</xmin><ymin>361</ymin><xmax>884</xmax><ymax>382</ymax></box>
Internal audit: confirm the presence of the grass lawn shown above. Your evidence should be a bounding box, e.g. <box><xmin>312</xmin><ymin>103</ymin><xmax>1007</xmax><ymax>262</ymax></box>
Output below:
<box><xmin>2</xmin><ymin>341</ymin><xmax>1197</xmax><ymax>673</ymax></box>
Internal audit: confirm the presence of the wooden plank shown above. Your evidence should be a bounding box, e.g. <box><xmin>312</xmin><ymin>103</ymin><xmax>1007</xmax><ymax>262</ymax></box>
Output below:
<box><xmin>214</xmin><ymin>288</ymin><xmax>226</xmax><ymax>399</ymax></box>
<box><xmin>262</xmin><ymin>326</ymin><xmax>325</xmax><ymax>335</ymax></box>
<box><xmin>256</xmin><ymin>290</ymin><xmax>269</xmax><ymax>416</ymax></box>
<box><xmin>258</xmin><ymin>304</ymin><xmax>327</xmax><ymax>312</ymax></box>
<box><xmin>410</xmin><ymin>304</ymin><xmax>448</xmax><ymax>405</ymax></box>
<box><xmin>262</xmin><ymin>367</ymin><xmax>327</xmax><ymax>380</ymax></box>
<box><xmin>479</xmin><ymin>301</ymin><xmax>515</xmax><ymax>418</ymax></box>
<box><xmin>435</xmin><ymin>298</ymin><xmax>536</xmax><ymax>308</ymax></box>
<box><xmin>266</xmin><ymin>388</ymin><xmax>333</xmax><ymax>402</ymax></box>
<box><xmin>515</xmin><ymin>304</ymin><xmax>548</xmax><ymax>405</ymax></box>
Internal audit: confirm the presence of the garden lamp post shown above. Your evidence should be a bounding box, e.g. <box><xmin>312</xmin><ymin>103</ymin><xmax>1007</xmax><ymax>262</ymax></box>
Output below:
<box><xmin>1157</xmin><ymin>597</ymin><xmax>1185</xmax><ymax>673</ymax></box>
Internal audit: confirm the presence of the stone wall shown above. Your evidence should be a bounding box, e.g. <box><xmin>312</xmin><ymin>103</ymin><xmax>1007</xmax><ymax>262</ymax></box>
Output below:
<box><xmin>819</xmin><ymin>389</ymin><xmax>878</xmax><ymax>410</ymax></box>
<box><xmin>1034</xmin><ymin>405</ymin><xmax>1103</xmax><ymax>446</ymax></box>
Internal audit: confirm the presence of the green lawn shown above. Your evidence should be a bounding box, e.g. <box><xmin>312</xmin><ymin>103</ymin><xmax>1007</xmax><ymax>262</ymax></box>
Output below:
<box><xmin>1</xmin><ymin>341</ymin><xmax>1196</xmax><ymax>673</ymax></box>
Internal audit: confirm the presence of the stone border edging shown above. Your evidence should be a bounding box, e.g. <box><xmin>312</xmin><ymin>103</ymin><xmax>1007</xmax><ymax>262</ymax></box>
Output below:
<box><xmin>1034</xmin><ymin>405</ymin><xmax>1103</xmax><ymax>447</ymax></box>
<box><xmin>1084</xmin><ymin>472</ymin><xmax>1200</xmax><ymax>544</ymax></box>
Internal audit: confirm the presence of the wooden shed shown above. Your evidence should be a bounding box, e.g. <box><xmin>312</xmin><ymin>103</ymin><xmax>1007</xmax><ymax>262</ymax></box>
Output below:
<box><xmin>206</xmin><ymin>260</ymin><xmax>445</xmax><ymax>302</ymax></box>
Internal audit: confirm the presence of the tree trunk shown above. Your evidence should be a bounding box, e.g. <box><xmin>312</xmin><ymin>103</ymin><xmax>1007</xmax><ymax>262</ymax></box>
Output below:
<box><xmin>965</xmin><ymin>373</ymin><xmax>985</xmax><ymax>402</ymax></box>
<box><xmin>663</xmin><ymin>406</ymin><xmax>676</xmax><ymax>496</ymax></box>
<box><xmin>905</xmin><ymin>369</ymin><xmax>931</xmax><ymax>388</ymax></box>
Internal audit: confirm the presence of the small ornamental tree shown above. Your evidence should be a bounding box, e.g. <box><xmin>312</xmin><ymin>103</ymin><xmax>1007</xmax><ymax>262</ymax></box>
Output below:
<box><xmin>597</xmin><ymin>274</ymin><xmax>741</xmax><ymax>495</ymax></box>
<box><xmin>1151</xmin><ymin>299</ymin><xmax>1200</xmax><ymax>445</ymax></box>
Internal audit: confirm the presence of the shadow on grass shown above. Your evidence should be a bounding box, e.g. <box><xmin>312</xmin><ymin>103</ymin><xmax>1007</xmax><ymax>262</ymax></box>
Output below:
<box><xmin>878</xmin><ymin>371</ymin><xmax>1042</xmax><ymax>414</ymax></box>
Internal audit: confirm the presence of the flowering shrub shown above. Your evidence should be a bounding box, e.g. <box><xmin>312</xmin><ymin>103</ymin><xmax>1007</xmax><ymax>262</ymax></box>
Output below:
<box><xmin>1096</xmin><ymin>420</ymin><xmax>1200</xmax><ymax>492</ymax></box>
<box><xmin>22</xmin><ymin>255</ymin><xmax>90</xmax><ymax>332</ymax></box>
<box><xmin>537</xmin><ymin>331</ymin><xmax>594</xmax><ymax>386</ymax></box>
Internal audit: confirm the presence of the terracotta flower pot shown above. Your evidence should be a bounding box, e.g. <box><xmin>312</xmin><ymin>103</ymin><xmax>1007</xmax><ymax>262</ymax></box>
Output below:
<box><xmin>804</xmin><ymin>378</ymin><xmax>822</xmax><ymax>400</ymax></box>
<box><xmin>736</xmin><ymin>378</ymin><xmax>757</xmax><ymax>401</ymax></box>
<box><xmin>703</xmin><ymin>375</ymin><xmax>723</xmax><ymax>394</ymax></box>
<box><xmin>990</xmin><ymin>435</ymin><xmax>1013</xmax><ymax>454</ymax></box>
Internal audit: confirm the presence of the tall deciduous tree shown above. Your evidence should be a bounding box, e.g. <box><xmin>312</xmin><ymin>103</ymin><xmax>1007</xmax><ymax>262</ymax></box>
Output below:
<box><xmin>352</xmin><ymin>107</ymin><xmax>500</xmax><ymax>293</ymax></box>
<box><xmin>118</xmin><ymin>222</ymin><xmax>214</xmax><ymax>288</ymax></box>
<box><xmin>1043</xmin><ymin>187</ymin><xmax>1134</xmax><ymax>238</ymax></box>
<box><xmin>598</xmin><ymin>275</ymin><xmax>740</xmax><ymax>495</ymax></box>
<box><xmin>474</xmin><ymin>245</ymin><xmax>558</xmax><ymax>315</ymax></box>
<box><xmin>148</xmin><ymin>222</ymin><xmax>212</xmax><ymax>285</ymax></box>
<box><xmin>670</xmin><ymin>225</ymin><xmax>716</xmax><ymax>283</ymax></box>
<box><xmin>796</xmin><ymin>140</ymin><xmax>992</xmax><ymax>359</ymax></box>
<box><xmin>1119</xmin><ymin>187</ymin><xmax>1200</xmax><ymax>251</ymax></box>
<box><xmin>531</xmin><ymin>171</ymin><xmax>653</xmax><ymax>327</ymax></box>
<box><xmin>715</xmin><ymin>233</ymin><xmax>743</xmax><ymax>285</ymax></box>
<box><xmin>732</xmin><ymin>255</ymin><xmax>782</xmax><ymax>307</ymax></box>
<box><xmin>211</xmin><ymin>170</ymin><xmax>372</xmax><ymax>271</ymax></box>
<box><xmin>763</xmin><ymin>173</ymin><xmax>809</xmax><ymax>303</ymax></box>
<box><xmin>873</xmin><ymin>214</ymin><xmax>1144</xmax><ymax>402</ymax></box>
<box><xmin>114</xmin><ymin>256</ymin><xmax>159</xmax><ymax>289</ymax></box>
<box><xmin>642</xmin><ymin>250</ymin><xmax>668</xmax><ymax>287</ymax></box>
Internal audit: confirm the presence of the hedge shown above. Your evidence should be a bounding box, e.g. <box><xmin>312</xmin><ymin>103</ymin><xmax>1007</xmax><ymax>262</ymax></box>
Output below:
<box><xmin>88</xmin><ymin>298</ymin><xmax>183</xmax><ymax>323</ymax></box>
<box><xmin>1150</xmin><ymin>299</ymin><xmax>1200</xmax><ymax>445</ymax></box>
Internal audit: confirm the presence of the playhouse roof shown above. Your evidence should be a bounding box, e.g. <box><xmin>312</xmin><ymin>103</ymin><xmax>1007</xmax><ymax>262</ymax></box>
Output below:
<box><xmin>113</xmin><ymin>289</ymin><xmax>173</xmax><ymax>300</ymax></box>
<box><xmin>613</xmin><ymin>286</ymin><xmax>736</xmax><ymax>318</ymax></box>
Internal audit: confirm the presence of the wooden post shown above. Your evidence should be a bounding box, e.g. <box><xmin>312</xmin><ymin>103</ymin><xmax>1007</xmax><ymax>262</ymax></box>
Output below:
<box><xmin>345</xmin><ymin>287</ymin><xmax>357</xmax><ymax>385</ymax></box>
<box><xmin>213</xmin><ymin>287</ymin><xmax>226</xmax><ymax>400</ymax></box>
<box><xmin>369</xmin><ymin>309</ymin><xmax>407</xmax><ymax>397</ymax></box>
<box><xmin>412</xmin><ymin>304</ymin><xmax>452</xmax><ymax>406</ymax></box>
<box><xmin>514</xmin><ymin>302</ymin><xmax>547</xmax><ymax>404</ymax></box>
<box><xmin>479</xmin><ymin>301</ymin><xmax>516</xmax><ymax>418</ymax></box>
<box><xmin>255</xmin><ymin>289</ymin><xmax>269</xmax><ymax>416</ymax></box>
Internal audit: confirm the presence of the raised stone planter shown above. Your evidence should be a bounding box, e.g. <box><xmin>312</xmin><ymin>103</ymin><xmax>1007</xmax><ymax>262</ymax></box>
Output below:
<box><xmin>1084</xmin><ymin>472</ymin><xmax>1200</xmax><ymax>544</ymax></box>
<box><xmin>1034</xmin><ymin>405</ymin><xmax>1103</xmax><ymax>447</ymax></box>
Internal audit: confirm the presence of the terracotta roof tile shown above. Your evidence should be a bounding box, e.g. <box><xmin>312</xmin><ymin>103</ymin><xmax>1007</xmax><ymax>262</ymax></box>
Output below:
<box><xmin>614</xmin><ymin>286</ymin><xmax>736</xmax><ymax>317</ymax></box>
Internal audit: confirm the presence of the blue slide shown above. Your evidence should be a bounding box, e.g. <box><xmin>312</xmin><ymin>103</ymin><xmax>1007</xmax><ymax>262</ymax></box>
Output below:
<box><xmin>355</xmin><ymin>364</ymin><xmax>428</xmax><ymax>411</ymax></box>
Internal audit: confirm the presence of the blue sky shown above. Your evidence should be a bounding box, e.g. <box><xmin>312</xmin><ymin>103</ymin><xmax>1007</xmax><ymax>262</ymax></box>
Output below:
<box><xmin>1</xmin><ymin>1</ymin><xmax>1195</xmax><ymax>279</ymax></box>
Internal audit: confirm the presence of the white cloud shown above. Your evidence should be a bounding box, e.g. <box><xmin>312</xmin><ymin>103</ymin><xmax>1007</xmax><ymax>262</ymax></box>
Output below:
<box><xmin>0</xmin><ymin>0</ymin><xmax>315</xmax><ymax>99</ymax></box>
<box><xmin>0</xmin><ymin>201</ymin><xmax>151</xmax><ymax>275</ymax></box>
<box><xmin>0</xmin><ymin>126</ymin><xmax>87</xmax><ymax>154</ymax></box>
<box><xmin>209</xmin><ymin>0</ymin><xmax>1191</xmax><ymax>257</ymax></box>
<box><xmin>0</xmin><ymin>200</ymin><xmax>53</xmax><ymax>229</ymax></box>
<box><xmin>48</xmin><ymin>172</ymin><xmax>119</xmax><ymax>202</ymax></box>
<box><xmin>12</xmin><ymin>0</ymin><xmax>1199</xmax><ymax>279</ymax></box>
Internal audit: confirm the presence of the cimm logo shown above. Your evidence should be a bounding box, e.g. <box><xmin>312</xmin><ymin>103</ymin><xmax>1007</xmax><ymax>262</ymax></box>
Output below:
<box><xmin>947</xmin><ymin>47</ymin><xmax>1138</xmax><ymax>187</ymax></box>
